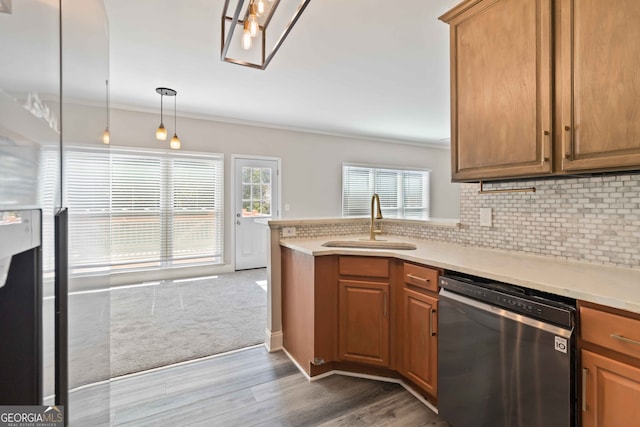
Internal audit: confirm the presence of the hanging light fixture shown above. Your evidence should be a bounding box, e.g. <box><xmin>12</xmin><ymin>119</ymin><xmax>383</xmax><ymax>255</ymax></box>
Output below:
<box><xmin>221</xmin><ymin>0</ymin><xmax>311</xmax><ymax>70</ymax></box>
<box><xmin>102</xmin><ymin>79</ymin><xmax>110</xmax><ymax>145</ymax></box>
<box><xmin>155</xmin><ymin>87</ymin><xmax>176</xmax><ymax>140</ymax></box>
<box><xmin>169</xmin><ymin>93</ymin><xmax>181</xmax><ymax>150</ymax></box>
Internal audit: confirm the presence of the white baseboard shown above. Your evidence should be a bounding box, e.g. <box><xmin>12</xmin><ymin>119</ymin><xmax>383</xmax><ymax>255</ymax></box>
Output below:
<box><xmin>281</xmin><ymin>348</ymin><xmax>311</xmax><ymax>381</ymax></box>
<box><xmin>280</xmin><ymin>350</ymin><xmax>439</xmax><ymax>414</ymax></box>
<box><xmin>264</xmin><ymin>328</ymin><xmax>283</xmax><ymax>352</ymax></box>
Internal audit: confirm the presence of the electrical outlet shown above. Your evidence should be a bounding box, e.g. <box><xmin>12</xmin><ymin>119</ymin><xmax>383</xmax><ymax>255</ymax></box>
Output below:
<box><xmin>480</xmin><ymin>207</ymin><xmax>493</xmax><ymax>227</ymax></box>
<box><xmin>282</xmin><ymin>227</ymin><xmax>296</xmax><ymax>237</ymax></box>
<box><xmin>284</xmin><ymin>203</ymin><xmax>290</xmax><ymax>212</ymax></box>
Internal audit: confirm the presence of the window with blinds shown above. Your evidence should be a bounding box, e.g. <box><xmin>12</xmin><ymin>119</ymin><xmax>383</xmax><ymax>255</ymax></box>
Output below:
<box><xmin>65</xmin><ymin>146</ymin><xmax>224</xmax><ymax>274</ymax></box>
<box><xmin>342</xmin><ymin>163</ymin><xmax>430</xmax><ymax>220</ymax></box>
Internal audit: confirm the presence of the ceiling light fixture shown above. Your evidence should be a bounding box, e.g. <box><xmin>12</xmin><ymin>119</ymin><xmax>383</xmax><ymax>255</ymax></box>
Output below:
<box><xmin>155</xmin><ymin>87</ymin><xmax>176</xmax><ymax>141</ymax></box>
<box><xmin>102</xmin><ymin>79</ymin><xmax>110</xmax><ymax>145</ymax></box>
<box><xmin>169</xmin><ymin>93</ymin><xmax>181</xmax><ymax>150</ymax></box>
<box><xmin>221</xmin><ymin>0</ymin><xmax>311</xmax><ymax>70</ymax></box>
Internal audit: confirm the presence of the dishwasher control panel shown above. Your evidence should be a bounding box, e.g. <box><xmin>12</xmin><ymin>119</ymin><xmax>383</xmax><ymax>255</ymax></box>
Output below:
<box><xmin>440</xmin><ymin>275</ymin><xmax>575</xmax><ymax>328</ymax></box>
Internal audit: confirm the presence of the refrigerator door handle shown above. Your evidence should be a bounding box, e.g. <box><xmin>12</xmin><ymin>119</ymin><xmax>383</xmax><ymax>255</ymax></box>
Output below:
<box><xmin>54</xmin><ymin>208</ymin><xmax>68</xmax><ymax>422</ymax></box>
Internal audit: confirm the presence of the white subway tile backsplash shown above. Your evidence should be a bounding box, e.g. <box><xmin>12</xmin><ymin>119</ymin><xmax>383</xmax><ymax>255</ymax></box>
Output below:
<box><xmin>280</xmin><ymin>174</ymin><xmax>640</xmax><ymax>270</ymax></box>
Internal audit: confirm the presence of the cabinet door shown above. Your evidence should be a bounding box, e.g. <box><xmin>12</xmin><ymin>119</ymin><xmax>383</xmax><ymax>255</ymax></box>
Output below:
<box><xmin>581</xmin><ymin>350</ymin><xmax>640</xmax><ymax>427</ymax></box>
<box><xmin>338</xmin><ymin>280</ymin><xmax>389</xmax><ymax>367</ymax></box>
<box><xmin>402</xmin><ymin>288</ymin><xmax>438</xmax><ymax>397</ymax></box>
<box><xmin>560</xmin><ymin>0</ymin><xmax>640</xmax><ymax>172</ymax></box>
<box><xmin>441</xmin><ymin>0</ymin><xmax>553</xmax><ymax>181</ymax></box>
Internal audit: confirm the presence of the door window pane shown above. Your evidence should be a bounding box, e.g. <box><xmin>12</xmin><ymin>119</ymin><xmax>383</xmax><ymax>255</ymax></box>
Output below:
<box><xmin>242</xmin><ymin>167</ymin><xmax>272</xmax><ymax>217</ymax></box>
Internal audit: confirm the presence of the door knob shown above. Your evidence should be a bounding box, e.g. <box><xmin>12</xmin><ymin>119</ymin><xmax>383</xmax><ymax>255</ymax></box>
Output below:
<box><xmin>236</xmin><ymin>213</ymin><xmax>241</xmax><ymax>218</ymax></box>
<box><xmin>236</xmin><ymin>220</ymin><xmax>241</xmax><ymax>225</ymax></box>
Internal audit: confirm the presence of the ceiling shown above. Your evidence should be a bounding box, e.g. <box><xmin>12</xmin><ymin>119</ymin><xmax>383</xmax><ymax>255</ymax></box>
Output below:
<box><xmin>103</xmin><ymin>0</ymin><xmax>460</xmax><ymax>147</ymax></box>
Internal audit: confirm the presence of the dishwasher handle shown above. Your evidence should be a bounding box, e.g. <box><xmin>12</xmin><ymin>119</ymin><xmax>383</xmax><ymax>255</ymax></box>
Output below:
<box><xmin>439</xmin><ymin>289</ymin><xmax>573</xmax><ymax>338</ymax></box>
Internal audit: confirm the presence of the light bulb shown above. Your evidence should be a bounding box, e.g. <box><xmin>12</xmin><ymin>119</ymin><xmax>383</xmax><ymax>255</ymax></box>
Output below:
<box><xmin>242</xmin><ymin>22</ymin><xmax>252</xmax><ymax>50</ymax></box>
<box><xmin>102</xmin><ymin>128</ymin><xmax>110</xmax><ymax>145</ymax></box>
<box><xmin>248</xmin><ymin>4</ymin><xmax>259</xmax><ymax>37</ymax></box>
<box><xmin>170</xmin><ymin>133</ymin><xmax>181</xmax><ymax>150</ymax></box>
<box><xmin>156</xmin><ymin>123</ymin><xmax>167</xmax><ymax>140</ymax></box>
<box><xmin>256</xmin><ymin>0</ymin><xmax>266</xmax><ymax>15</ymax></box>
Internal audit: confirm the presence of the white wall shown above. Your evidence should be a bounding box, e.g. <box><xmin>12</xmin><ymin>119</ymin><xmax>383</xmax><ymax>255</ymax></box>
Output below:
<box><xmin>66</xmin><ymin>105</ymin><xmax>460</xmax><ymax>273</ymax></box>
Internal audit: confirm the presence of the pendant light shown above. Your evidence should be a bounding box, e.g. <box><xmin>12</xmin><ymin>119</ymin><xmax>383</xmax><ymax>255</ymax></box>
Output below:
<box><xmin>155</xmin><ymin>87</ymin><xmax>176</xmax><ymax>140</ymax></box>
<box><xmin>169</xmin><ymin>94</ymin><xmax>181</xmax><ymax>150</ymax></box>
<box><xmin>102</xmin><ymin>79</ymin><xmax>110</xmax><ymax>144</ymax></box>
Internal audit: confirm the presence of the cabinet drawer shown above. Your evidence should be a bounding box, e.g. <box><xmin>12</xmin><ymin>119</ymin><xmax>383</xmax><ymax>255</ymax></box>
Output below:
<box><xmin>339</xmin><ymin>256</ymin><xmax>389</xmax><ymax>278</ymax></box>
<box><xmin>403</xmin><ymin>262</ymin><xmax>439</xmax><ymax>293</ymax></box>
<box><xmin>581</xmin><ymin>305</ymin><xmax>640</xmax><ymax>361</ymax></box>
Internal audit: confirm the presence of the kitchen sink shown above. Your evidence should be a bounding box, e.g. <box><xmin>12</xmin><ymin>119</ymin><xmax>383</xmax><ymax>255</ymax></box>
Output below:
<box><xmin>321</xmin><ymin>240</ymin><xmax>417</xmax><ymax>250</ymax></box>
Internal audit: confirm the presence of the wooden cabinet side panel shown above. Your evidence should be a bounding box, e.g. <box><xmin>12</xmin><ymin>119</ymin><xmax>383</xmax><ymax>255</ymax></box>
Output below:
<box><xmin>582</xmin><ymin>349</ymin><xmax>640</xmax><ymax>427</ymax></box>
<box><xmin>281</xmin><ymin>247</ymin><xmax>315</xmax><ymax>374</ymax></box>
<box><xmin>561</xmin><ymin>0</ymin><xmax>640</xmax><ymax>171</ymax></box>
<box><xmin>338</xmin><ymin>280</ymin><xmax>390</xmax><ymax>367</ymax></box>
<box><xmin>314</xmin><ymin>256</ymin><xmax>338</xmax><ymax>365</ymax></box>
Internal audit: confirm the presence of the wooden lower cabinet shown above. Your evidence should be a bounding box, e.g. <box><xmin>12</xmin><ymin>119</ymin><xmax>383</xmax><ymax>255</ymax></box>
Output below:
<box><xmin>282</xmin><ymin>253</ymin><xmax>440</xmax><ymax>400</ymax></box>
<box><xmin>401</xmin><ymin>288</ymin><xmax>438</xmax><ymax>397</ymax></box>
<box><xmin>338</xmin><ymin>279</ymin><xmax>390</xmax><ymax>367</ymax></box>
<box><xmin>579</xmin><ymin>301</ymin><xmax>640</xmax><ymax>426</ymax></box>
<box><xmin>581</xmin><ymin>349</ymin><xmax>640</xmax><ymax>427</ymax></box>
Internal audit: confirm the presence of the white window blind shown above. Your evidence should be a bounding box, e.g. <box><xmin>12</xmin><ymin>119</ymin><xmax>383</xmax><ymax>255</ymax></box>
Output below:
<box><xmin>342</xmin><ymin>164</ymin><xmax>430</xmax><ymax>220</ymax></box>
<box><xmin>66</xmin><ymin>147</ymin><xmax>111</xmax><ymax>271</ymax></box>
<box><xmin>65</xmin><ymin>146</ymin><xmax>223</xmax><ymax>274</ymax></box>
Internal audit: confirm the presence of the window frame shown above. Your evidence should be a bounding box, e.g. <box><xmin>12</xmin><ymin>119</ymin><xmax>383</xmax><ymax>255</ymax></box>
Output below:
<box><xmin>342</xmin><ymin>162</ymin><xmax>431</xmax><ymax>220</ymax></box>
<box><xmin>64</xmin><ymin>145</ymin><xmax>224</xmax><ymax>276</ymax></box>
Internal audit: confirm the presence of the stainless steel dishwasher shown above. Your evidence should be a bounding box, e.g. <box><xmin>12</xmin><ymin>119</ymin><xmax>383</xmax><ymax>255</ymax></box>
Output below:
<box><xmin>438</xmin><ymin>273</ymin><xmax>577</xmax><ymax>427</ymax></box>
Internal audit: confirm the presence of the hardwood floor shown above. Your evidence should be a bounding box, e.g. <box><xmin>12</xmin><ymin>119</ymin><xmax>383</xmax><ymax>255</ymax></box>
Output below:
<box><xmin>100</xmin><ymin>346</ymin><xmax>449</xmax><ymax>426</ymax></box>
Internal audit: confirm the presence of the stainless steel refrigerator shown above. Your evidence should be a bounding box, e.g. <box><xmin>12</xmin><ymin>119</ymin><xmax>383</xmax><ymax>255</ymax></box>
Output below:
<box><xmin>1</xmin><ymin>1</ymin><xmax>110</xmax><ymax>424</ymax></box>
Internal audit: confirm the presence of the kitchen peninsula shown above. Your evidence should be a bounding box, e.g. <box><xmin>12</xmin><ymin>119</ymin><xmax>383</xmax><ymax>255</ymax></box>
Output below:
<box><xmin>278</xmin><ymin>235</ymin><xmax>640</xmax><ymax>312</ymax></box>
<box><xmin>265</xmin><ymin>217</ymin><xmax>640</xmax><ymax>415</ymax></box>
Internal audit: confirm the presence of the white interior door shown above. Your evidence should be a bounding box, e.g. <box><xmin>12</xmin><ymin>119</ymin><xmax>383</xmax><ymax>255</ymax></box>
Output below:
<box><xmin>234</xmin><ymin>157</ymin><xmax>279</xmax><ymax>270</ymax></box>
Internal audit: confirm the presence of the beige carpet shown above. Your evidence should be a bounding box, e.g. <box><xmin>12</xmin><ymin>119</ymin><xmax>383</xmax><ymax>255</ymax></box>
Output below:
<box><xmin>109</xmin><ymin>269</ymin><xmax>267</xmax><ymax>378</ymax></box>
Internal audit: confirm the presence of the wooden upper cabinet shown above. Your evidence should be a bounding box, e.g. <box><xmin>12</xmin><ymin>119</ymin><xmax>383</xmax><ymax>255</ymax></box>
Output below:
<box><xmin>560</xmin><ymin>0</ymin><xmax>640</xmax><ymax>172</ymax></box>
<box><xmin>440</xmin><ymin>0</ymin><xmax>553</xmax><ymax>181</ymax></box>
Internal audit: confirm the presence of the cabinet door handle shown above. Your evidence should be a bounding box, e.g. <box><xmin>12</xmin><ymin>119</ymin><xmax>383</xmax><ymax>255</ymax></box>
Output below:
<box><xmin>383</xmin><ymin>292</ymin><xmax>387</xmax><ymax>318</ymax></box>
<box><xmin>542</xmin><ymin>130</ymin><xmax>550</xmax><ymax>162</ymax></box>
<box><xmin>563</xmin><ymin>125</ymin><xmax>572</xmax><ymax>159</ymax></box>
<box><xmin>429</xmin><ymin>309</ymin><xmax>436</xmax><ymax>336</ymax></box>
<box><xmin>582</xmin><ymin>368</ymin><xmax>588</xmax><ymax>412</ymax></box>
<box><xmin>407</xmin><ymin>274</ymin><xmax>429</xmax><ymax>283</ymax></box>
<box><xmin>611</xmin><ymin>333</ymin><xmax>640</xmax><ymax>346</ymax></box>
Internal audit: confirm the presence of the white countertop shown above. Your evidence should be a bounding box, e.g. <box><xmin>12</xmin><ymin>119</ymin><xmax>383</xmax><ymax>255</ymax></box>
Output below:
<box><xmin>280</xmin><ymin>235</ymin><xmax>640</xmax><ymax>314</ymax></box>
